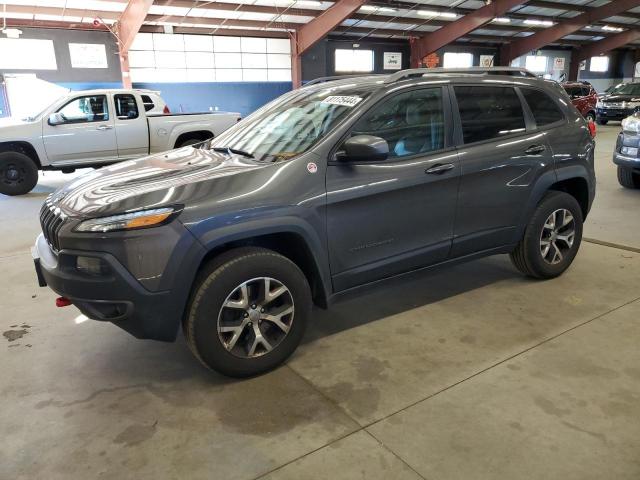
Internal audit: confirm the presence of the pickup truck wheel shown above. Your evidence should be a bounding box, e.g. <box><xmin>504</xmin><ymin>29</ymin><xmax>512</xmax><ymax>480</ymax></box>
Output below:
<box><xmin>0</xmin><ymin>152</ymin><xmax>38</xmax><ymax>196</ymax></box>
<box><xmin>184</xmin><ymin>247</ymin><xmax>311</xmax><ymax>377</ymax></box>
<box><xmin>510</xmin><ymin>191</ymin><xmax>583</xmax><ymax>279</ymax></box>
<box><xmin>617</xmin><ymin>166</ymin><xmax>640</xmax><ymax>189</ymax></box>
<box><xmin>596</xmin><ymin>118</ymin><xmax>608</xmax><ymax>125</ymax></box>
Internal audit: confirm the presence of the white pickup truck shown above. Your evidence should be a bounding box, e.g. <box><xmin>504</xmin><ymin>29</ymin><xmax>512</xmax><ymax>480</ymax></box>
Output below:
<box><xmin>0</xmin><ymin>89</ymin><xmax>241</xmax><ymax>195</ymax></box>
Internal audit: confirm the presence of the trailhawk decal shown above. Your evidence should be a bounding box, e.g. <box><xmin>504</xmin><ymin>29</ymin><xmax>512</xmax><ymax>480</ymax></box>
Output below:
<box><xmin>321</xmin><ymin>96</ymin><xmax>363</xmax><ymax>107</ymax></box>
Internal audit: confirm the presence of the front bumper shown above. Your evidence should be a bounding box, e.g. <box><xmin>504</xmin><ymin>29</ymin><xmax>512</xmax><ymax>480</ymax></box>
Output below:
<box><xmin>32</xmin><ymin>233</ymin><xmax>200</xmax><ymax>341</ymax></box>
<box><xmin>613</xmin><ymin>131</ymin><xmax>640</xmax><ymax>172</ymax></box>
<box><xmin>596</xmin><ymin>107</ymin><xmax>634</xmax><ymax>121</ymax></box>
<box><xmin>613</xmin><ymin>152</ymin><xmax>640</xmax><ymax>172</ymax></box>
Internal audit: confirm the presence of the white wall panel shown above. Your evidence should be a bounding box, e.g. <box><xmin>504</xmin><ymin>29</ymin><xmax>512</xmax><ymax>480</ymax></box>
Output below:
<box><xmin>130</xmin><ymin>33</ymin><xmax>154</xmax><ymax>51</ymax></box>
<box><xmin>267</xmin><ymin>54</ymin><xmax>290</xmax><ymax>69</ymax></box>
<box><xmin>242</xmin><ymin>53</ymin><xmax>267</xmax><ymax>68</ymax></box>
<box><xmin>266</xmin><ymin>38</ymin><xmax>290</xmax><ymax>54</ymax></box>
<box><xmin>216</xmin><ymin>69</ymin><xmax>243</xmax><ymax>81</ymax></box>
<box><xmin>184</xmin><ymin>35</ymin><xmax>214</xmax><ymax>52</ymax></box>
<box><xmin>241</xmin><ymin>37</ymin><xmax>267</xmax><ymax>53</ymax></box>
<box><xmin>155</xmin><ymin>51</ymin><xmax>187</xmax><ymax>69</ymax></box>
<box><xmin>187</xmin><ymin>69</ymin><xmax>216</xmax><ymax>82</ymax></box>
<box><xmin>128</xmin><ymin>50</ymin><xmax>155</xmax><ymax>68</ymax></box>
<box><xmin>215</xmin><ymin>52</ymin><xmax>242</xmax><ymax>68</ymax></box>
<box><xmin>186</xmin><ymin>51</ymin><xmax>215</xmax><ymax>68</ymax></box>
<box><xmin>214</xmin><ymin>36</ymin><xmax>241</xmax><ymax>52</ymax></box>
<box><xmin>243</xmin><ymin>69</ymin><xmax>268</xmax><ymax>81</ymax></box>
<box><xmin>268</xmin><ymin>69</ymin><xmax>292</xmax><ymax>81</ymax></box>
<box><xmin>153</xmin><ymin>33</ymin><xmax>185</xmax><ymax>51</ymax></box>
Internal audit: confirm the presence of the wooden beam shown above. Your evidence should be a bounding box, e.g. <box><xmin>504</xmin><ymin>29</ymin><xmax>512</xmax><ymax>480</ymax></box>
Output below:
<box><xmin>569</xmin><ymin>30</ymin><xmax>640</xmax><ymax>80</ymax></box>
<box><xmin>118</xmin><ymin>0</ymin><xmax>154</xmax><ymax>87</ymax></box>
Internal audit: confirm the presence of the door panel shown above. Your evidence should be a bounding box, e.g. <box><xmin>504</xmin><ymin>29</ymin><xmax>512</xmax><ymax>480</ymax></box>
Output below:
<box><xmin>450</xmin><ymin>84</ymin><xmax>554</xmax><ymax>257</ymax></box>
<box><xmin>326</xmin><ymin>86</ymin><xmax>459</xmax><ymax>291</ymax></box>
<box><xmin>42</xmin><ymin>94</ymin><xmax>117</xmax><ymax>165</ymax></box>
<box><xmin>113</xmin><ymin>93</ymin><xmax>149</xmax><ymax>158</ymax></box>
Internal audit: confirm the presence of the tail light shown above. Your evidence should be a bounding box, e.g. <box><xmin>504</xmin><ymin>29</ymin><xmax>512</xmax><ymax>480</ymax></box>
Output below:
<box><xmin>587</xmin><ymin>120</ymin><xmax>596</xmax><ymax>138</ymax></box>
<box><xmin>163</xmin><ymin>105</ymin><xmax>171</xmax><ymax>114</ymax></box>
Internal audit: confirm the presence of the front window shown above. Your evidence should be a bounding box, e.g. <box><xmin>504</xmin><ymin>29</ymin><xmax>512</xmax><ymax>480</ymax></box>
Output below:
<box><xmin>590</xmin><ymin>56</ymin><xmax>609</xmax><ymax>72</ymax></box>
<box><xmin>208</xmin><ymin>84</ymin><xmax>377</xmax><ymax>162</ymax></box>
<box><xmin>525</xmin><ymin>55</ymin><xmax>547</xmax><ymax>73</ymax></box>
<box><xmin>57</xmin><ymin>95</ymin><xmax>109</xmax><ymax>123</ymax></box>
<box><xmin>335</xmin><ymin>49</ymin><xmax>374</xmax><ymax>73</ymax></box>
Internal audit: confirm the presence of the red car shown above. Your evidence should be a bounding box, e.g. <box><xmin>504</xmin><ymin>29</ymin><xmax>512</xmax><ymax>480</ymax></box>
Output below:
<box><xmin>562</xmin><ymin>82</ymin><xmax>598</xmax><ymax>122</ymax></box>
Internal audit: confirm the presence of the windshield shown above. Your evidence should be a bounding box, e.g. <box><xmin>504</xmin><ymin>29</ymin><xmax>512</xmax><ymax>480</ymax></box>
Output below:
<box><xmin>208</xmin><ymin>83</ymin><xmax>378</xmax><ymax>162</ymax></box>
<box><xmin>611</xmin><ymin>83</ymin><xmax>640</xmax><ymax>96</ymax></box>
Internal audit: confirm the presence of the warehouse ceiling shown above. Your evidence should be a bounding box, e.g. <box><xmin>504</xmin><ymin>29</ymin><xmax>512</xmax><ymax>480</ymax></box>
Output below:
<box><xmin>1</xmin><ymin>0</ymin><xmax>640</xmax><ymax>47</ymax></box>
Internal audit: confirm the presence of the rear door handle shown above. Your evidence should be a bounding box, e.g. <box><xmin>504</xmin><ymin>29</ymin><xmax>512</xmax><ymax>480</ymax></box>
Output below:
<box><xmin>425</xmin><ymin>163</ymin><xmax>455</xmax><ymax>175</ymax></box>
<box><xmin>524</xmin><ymin>144</ymin><xmax>546</xmax><ymax>155</ymax></box>
<box><xmin>96</xmin><ymin>125</ymin><xmax>113</xmax><ymax>131</ymax></box>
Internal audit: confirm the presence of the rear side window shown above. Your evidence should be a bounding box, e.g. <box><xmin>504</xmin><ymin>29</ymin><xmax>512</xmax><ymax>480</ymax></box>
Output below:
<box><xmin>520</xmin><ymin>88</ymin><xmax>564</xmax><ymax>127</ymax></box>
<box><xmin>140</xmin><ymin>94</ymin><xmax>155</xmax><ymax>112</ymax></box>
<box><xmin>454</xmin><ymin>86</ymin><xmax>525</xmax><ymax>144</ymax></box>
<box><xmin>114</xmin><ymin>94</ymin><xmax>139</xmax><ymax>120</ymax></box>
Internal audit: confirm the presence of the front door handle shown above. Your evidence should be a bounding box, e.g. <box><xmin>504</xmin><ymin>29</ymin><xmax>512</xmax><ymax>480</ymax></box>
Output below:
<box><xmin>425</xmin><ymin>163</ymin><xmax>455</xmax><ymax>175</ymax></box>
<box><xmin>525</xmin><ymin>144</ymin><xmax>546</xmax><ymax>155</ymax></box>
<box><xmin>96</xmin><ymin>125</ymin><xmax>113</xmax><ymax>131</ymax></box>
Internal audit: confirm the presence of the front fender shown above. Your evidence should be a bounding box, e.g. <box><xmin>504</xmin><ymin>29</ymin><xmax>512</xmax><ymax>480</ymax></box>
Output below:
<box><xmin>183</xmin><ymin>206</ymin><xmax>332</xmax><ymax>303</ymax></box>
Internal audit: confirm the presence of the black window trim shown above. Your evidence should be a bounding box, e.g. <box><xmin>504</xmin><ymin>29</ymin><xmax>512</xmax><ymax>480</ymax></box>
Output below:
<box><xmin>517</xmin><ymin>86</ymin><xmax>568</xmax><ymax>132</ymax></box>
<box><xmin>114</xmin><ymin>93</ymin><xmax>140</xmax><ymax>121</ymax></box>
<box><xmin>449</xmin><ymin>83</ymin><xmax>532</xmax><ymax>148</ymax></box>
<box><xmin>328</xmin><ymin>84</ymin><xmax>454</xmax><ymax>166</ymax></box>
<box><xmin>55</xmin><ymin>94</ymin><xmax>110</xmax><ymax>125</ymax></box>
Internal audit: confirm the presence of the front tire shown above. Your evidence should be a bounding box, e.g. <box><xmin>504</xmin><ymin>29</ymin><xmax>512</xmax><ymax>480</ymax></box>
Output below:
<box><xmin>184</xmin><ymin>247</ymin><xmax>311</xmax><ymax>377</ymax></box>
<box><xmin>617</xmin><ymin>166</ymin><xmax>640</xmax><ymax>189</ymax></box>
<box><xmin>510</xmin><ymin>191</ymin><xmax>583</xmax><ymax>279</ymax></box>
<box><xmin>596</xmin><ymin>118</ymin><xmax>608</xmax><ymax>125</ymax></box>
<box><xmin>0</xmin><ymin>151</ymin><xmax>38</xmax><ymax>196</ymax></box>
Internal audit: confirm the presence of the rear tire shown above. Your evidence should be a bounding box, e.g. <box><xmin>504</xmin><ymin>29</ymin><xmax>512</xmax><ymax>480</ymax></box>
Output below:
<box><xmin>0</xmin><ymin>151</ymin><xmax>38</xmax><ymax>196</ymax></box>
<box><xmin>177</xmin><ymin>137</ymin><xmax>206</xmax><ymax>148</ymax></box>
<box><xmin>617</xmin><ymin>166</ymin><xmax>640</xmax><ymax>189</ymax></box>
<box><xmin>510</xmin><ymin>191</ymin><xmax>583</xmax><ymax>279</ymax></box>
<box><xmin>596</xmin><ymin>118</ymin><xmax>608</xmax><ymax>125</ymax></box>
<box><xmin>184</xmin><ymin>247</ymin><xmax>311</xmax><ymax>377</ymax></box>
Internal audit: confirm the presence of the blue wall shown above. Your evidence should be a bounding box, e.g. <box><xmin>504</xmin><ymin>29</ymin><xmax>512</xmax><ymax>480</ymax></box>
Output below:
<box><xmin>132</xmin><ymin>82</ymin><xmax>292</xmax><ymax>117</ymax></box>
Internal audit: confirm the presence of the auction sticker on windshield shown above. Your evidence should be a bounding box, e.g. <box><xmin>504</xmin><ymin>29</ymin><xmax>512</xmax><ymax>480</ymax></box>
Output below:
<box><xmin>321</xmin><ymin>96</ymin><xmax>363</xmax><ymax>107</ymax></box>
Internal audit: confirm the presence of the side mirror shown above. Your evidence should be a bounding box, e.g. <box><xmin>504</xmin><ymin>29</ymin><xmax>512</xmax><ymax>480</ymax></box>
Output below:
<box><xmin>336</xmin><ymin>135</ymin><xmax>389</xmax><ymax>162</ymax></box>
<box><xmin>48</xmin><ymin>113</ymin><xmax>65</xmax><ymax>126</ymax></box>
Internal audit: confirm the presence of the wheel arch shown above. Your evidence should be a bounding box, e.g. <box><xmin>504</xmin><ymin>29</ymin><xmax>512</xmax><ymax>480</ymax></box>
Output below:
<box><xmin>194</xmin><ymin>228</ymin><xmax>331</xmax><ymax>309</ymax></box>
<box><xmin>0</xmin><ymin>141</ymin><xmax>41</xmax><ymax>168</ymax></box>
<box><xmin>174</xmin><ymin>130</ymin><xmax>214</xmax><ymax>148</ymax></box>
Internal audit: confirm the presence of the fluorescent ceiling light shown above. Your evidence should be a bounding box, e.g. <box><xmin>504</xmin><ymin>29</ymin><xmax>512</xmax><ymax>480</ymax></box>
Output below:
<box><xmin>1</xmin><ymin>28</ymin><xmax>23</xmax><ymax>38</ymax></box>
<box><xmin>417</xmin><ymin>10</ymin><xmax>456</xmax><ymax>18</ymax></box>
<box><xmin>377</xmin><ymin>7</ymin><xmax>396</xmax><ymax>12</ymax></box>
<box><xmin>295</xmin><ymin>0</ymin><xmax>322</xmax><ymax>7</ymax></box>
<box><xmin>524</xmin><ymin>19</ymin><xmax>553</xmax><ymax>26</ymax></box>
<box><xmin>602</xmin><ymin>25</ymin><xmax>623</xmax><ymax>32</ymax></box>
<box><xmin>493</xmin><ymin>17</ymin><xmax>511</xmax><ymax>23</ymax></box>
<box><xmin>360</xmin><ymin>5</ymin><xmax>376</xmax><ymax>11</ymax></box>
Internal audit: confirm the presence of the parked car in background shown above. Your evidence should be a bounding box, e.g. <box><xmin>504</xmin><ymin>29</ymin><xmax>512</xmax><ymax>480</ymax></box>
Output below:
<box><xmin>562</xmin><ymin>82</ymin><xmax>598</xmax><ymax>122</ymax></box>
<box><xmin>600</xmin><ymin>83</ymin><xmax>623</xmax><ymax>97</ymax></box>
<box><xmin>32</xmin><ymin>68</ymin><xmax>596</xmax><ymax>377</ymax></box>
<box><xmin>613</xmin><ymin>113</ymin><xmax>640</xmax><ymax>188</ymax></box>
<box><xmin>0</xmin><ymin>89</ymin><xmax>240</xmax><ymax>195</ymax></box>
<box><xmin>596</xmin><ymin>82</ymin><xmax>640</xmax><ymax>125</ymax></box>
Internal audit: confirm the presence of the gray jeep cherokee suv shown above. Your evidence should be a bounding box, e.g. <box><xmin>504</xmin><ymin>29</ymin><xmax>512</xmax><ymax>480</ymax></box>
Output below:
<box><xmin>33</xmin><ymin>68</ymin><xmax>596</xmax><ymax>377</ymax></box>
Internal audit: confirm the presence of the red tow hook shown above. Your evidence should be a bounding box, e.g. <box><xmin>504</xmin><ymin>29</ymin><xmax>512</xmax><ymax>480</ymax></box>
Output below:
<box><xmin>55</xmin><ymin>297</ymin><xmax>72</xmax><ymax>307</ymax></box>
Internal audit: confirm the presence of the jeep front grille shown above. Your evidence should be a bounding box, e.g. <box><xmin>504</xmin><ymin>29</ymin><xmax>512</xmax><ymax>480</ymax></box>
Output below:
<box><xmin>39</xmin><ymin>199</ymin><xmax>66</xmax><ymax>252</ymax></box>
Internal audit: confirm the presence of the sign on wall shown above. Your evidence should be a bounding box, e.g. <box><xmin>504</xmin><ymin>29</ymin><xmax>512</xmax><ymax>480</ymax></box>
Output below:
<box><xmin>0</xmin><ymin>38</ymin><xmax>57</xmax><ymax>70</ymax></box>
<box><xmin>69</xmin><ymin>43</ymin><xmax>108</xmax><ymax>69</ymax></box>
<box><xmin>383</xmin><ymin>52</ymin><xmax>402</xmax><ymax>70</ymax></box>
<box><xmin>479</xmin><ymin>55</ymin><xmax>494</xmax><ymax>67</ymax></box>
<box><xmin>553</xmin><ymin>57</ymin><xmax>565</xmax><ymax>71</ymax></box>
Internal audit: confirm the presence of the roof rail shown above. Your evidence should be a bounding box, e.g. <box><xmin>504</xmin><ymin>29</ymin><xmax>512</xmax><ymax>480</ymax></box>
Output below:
<box><xmin>304</xmin><ymin>74</ymin><xmax>384</xmax><ymax>87</ymax></box>
<box><xmin>384</xmin><ymin>67</ymin><xmax>537</xmax><ymax>84</ymax></box>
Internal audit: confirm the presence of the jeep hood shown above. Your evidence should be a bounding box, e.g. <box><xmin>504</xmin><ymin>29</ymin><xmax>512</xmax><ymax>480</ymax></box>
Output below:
<box><xmin>49</xmin><ymin>146</ymin><xmax>270</xmax><ymax>217</ymax></box>
<box><xmin>600</xmin><ymin>94</ymin><xmax>640</xmax><ymax>102</ymax></box>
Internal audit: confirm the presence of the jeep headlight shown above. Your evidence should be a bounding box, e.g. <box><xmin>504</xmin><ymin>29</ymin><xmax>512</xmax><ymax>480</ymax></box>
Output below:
<box><xmin>74</xmin><ymin>207</ymin><xmax>179</xmax><ymax>233</ymax></box>
<box><xmin>621</xmin><ymin>116</ymin><xmax>640</xmax><ymax>133</ymax></box>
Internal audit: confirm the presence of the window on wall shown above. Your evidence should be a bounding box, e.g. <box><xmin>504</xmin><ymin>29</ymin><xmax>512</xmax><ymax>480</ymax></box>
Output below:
<box><xmin>0</xmin><ymin>38</ymin><xmax>57</xmax><ymax>70</ymax></box>
<box><xmin>335</xmin><ymin>49</ymin><xmax>374</xmax><ymax>73</ymax></box>
<box><xmin>128</xmin><ymin>33</ymin><xmax>292</xmax><ymax>83</ymax></box>
<box><xmin>443</xmin><ymin>52</ymin><xmax>473</xmax><ymax>68</ymax></box>
<box><xmin>525</xmin><ymin>55</ymin><xmax>548</xmax><ymax>73</ymax></box>
<box><xmin>590</xmin><ymin>56</ymin><xmax>609</xmax><ymax>72</ymax></box>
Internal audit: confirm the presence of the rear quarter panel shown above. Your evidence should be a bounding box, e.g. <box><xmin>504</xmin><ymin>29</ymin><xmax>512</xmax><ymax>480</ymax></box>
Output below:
<box><xmin>147</xmin><ymin>113</ymin><xmax>239</xmax><ymax>153</ymax></box>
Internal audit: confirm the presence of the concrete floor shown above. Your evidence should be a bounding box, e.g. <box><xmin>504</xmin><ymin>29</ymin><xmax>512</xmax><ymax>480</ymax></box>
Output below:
<box><xmin>1</xmin><ymin>125</ymin><xmax>639</xmax><ymax>480</ymax></box>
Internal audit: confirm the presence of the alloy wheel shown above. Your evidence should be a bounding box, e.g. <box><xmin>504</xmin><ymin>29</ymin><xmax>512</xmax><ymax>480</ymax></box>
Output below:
<box><xmin>217</xmin><ymin>277</ymin><xmax>294</xmax><ymax>358</ymax></box>
<box><xmin>540</xmin><ymin>208</ymin><xmax>576</xmax><ymax>265</ymax></box>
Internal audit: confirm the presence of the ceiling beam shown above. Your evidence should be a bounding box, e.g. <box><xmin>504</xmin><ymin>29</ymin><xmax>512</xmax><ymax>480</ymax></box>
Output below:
<box><xmin>117</xmin><ymin>0</ymin><xmax>154</xmax><ymax>88</ymax></box>
<box><xmin>500</xmin><ymin>0</ymin><xmax>640</xmax><ymax>64</ymax></box>
<box><xmin>569</xmin><ymin>29</ymin><xmax>640</xmax><ymax>80</ymax></box>
<box><xmin>409</xmin><ymin>0</ymin><xmax>528</xmax><ymax>67</ymax></box>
